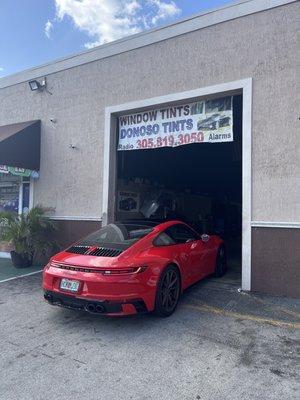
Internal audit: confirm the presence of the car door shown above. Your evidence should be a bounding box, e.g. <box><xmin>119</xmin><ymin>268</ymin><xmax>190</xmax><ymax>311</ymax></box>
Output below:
<box><xmin>193</xmin><ymin>233</ymin><xmax>216</xmax><ymax>279</ymax></box>
<box><xmin>164</xmin><ymin>224</ymin><xmax>206</xmax><ymax>285</ymax></box>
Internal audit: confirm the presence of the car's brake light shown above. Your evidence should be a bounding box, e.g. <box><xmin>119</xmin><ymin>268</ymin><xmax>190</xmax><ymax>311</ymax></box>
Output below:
<box><xmin>102</xmin><ymin>266</ymin><xmax>148</xmax><ymax>275</ymax></box>
<box><xmin>44</xmin><ymin>262</ymin><xmax>51</xmax><ymax>270</ymax></box>
<box><xmin>48</xmin><ymin>261</ymin><xmax>147</xmax><ymax>275</ymax></box>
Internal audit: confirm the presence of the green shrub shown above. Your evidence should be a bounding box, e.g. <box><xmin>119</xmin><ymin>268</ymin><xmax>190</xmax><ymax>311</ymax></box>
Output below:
<box><xmin>0</xmin><ymin>206</ymin><xmax>57</xmax><ymax>259</ymax></box>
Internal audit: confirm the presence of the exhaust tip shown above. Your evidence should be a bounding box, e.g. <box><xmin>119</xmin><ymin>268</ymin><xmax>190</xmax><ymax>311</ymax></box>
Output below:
<box><xmin>95</xmin><ymin>304</ymin><xmax>105</xmax><ymax>313</ymax></box>
<box><xmin>85</xmin><ymin>303</ymin><xmax>105</xmax><ymax>314</ymax></box>
<box><xmin>86</xmin><ymin>303</ymin><xmax>96</xmax><ymax>313</ymax></box>
<box><xmin>44</xmin><ymin>293</ymin><xmax>53</xmax><ymax>302</ymax></box>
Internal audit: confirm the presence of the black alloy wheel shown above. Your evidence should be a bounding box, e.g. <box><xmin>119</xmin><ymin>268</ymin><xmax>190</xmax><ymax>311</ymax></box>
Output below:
<box><xmin>154</xmin><ymin>265</ymin><xmax>181</xmax><ymax>317</ymax></box>
<box><xmin>214</xmin><ymin>245</ymin><xmax>227</xmax><ymax>277</ymax></box>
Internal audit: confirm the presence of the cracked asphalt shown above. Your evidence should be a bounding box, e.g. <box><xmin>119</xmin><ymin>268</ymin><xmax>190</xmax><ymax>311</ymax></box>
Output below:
<box><xmin>0</xmin><ymin>273</ymin><xmax>299</xmax><ymax>400</ymax></box>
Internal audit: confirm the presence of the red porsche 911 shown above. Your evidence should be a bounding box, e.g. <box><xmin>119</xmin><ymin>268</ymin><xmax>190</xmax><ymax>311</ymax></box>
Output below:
<box><xmin>43</xmin><ymin>220</ymin><xmax>226</xmax><ymax>317</ymax></box>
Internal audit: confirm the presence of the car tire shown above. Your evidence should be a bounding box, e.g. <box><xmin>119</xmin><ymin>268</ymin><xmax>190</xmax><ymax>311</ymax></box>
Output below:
<box><xmin>154</xmin><ymin>265</ymin><xmax>181</xmax><ymax>318</ymax></box>
<box><xmin>214</xmin><ymin>245</ymin><xmax>227</xmax><ymax>277</ymax></box>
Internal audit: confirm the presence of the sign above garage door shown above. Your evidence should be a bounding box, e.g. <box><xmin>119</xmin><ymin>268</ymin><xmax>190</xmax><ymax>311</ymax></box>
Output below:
<box><xmin>118</xmin><ymin>96</ymin><xmax>233</xmax><ymax>151</ymax></box>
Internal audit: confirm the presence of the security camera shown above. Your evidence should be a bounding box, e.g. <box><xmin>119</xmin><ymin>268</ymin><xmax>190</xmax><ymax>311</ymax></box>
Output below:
<box><xmin>50</xmin><ymin>118</ymin><xmax>57</xmax><ymax>123</ymax></box>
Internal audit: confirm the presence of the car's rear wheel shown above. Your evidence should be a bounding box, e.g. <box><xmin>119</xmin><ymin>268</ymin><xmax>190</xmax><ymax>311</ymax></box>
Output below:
<box><xmin>214</xmin><ymin>245</ymin><xmax>227</xmax><ymax>277</ymax></box>
<box><xmin>154</xmin><ymin>265</ymin><xmax>181</xmax><ymax>317</ymax></box>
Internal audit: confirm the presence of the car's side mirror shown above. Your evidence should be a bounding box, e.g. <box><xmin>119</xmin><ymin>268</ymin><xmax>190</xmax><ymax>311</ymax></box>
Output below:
<box><xmin>201</xmin><ymin>234</ymin><xmax>210</xmax><ymax>242</ymax></box>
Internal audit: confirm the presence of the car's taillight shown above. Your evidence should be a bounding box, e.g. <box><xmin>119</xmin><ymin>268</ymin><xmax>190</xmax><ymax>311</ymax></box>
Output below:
<box><xmin>102</xmin><ymin>266</ymin><xmax>148</xmax><ymax>275</ymax></box>
<box><xmin>44</xmin><ymin>262</ymin><xmax>51</xmax><ymax>270</ymax></box>
<box><xmin>48</xmin><ymin>261</ymin><xmax>147</xmax><ymax>275</ymax></box>
<box><xmin>50</xmin><ymin>261</ymin><xmax>60</xmax><ymax>268</ymax></box>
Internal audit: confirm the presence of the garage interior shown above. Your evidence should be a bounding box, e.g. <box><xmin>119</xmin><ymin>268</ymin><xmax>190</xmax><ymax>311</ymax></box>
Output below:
<box><xmin>115</xmin><ymin>95</ymin><xmax>242</xmax><ymax>285</ymax></box>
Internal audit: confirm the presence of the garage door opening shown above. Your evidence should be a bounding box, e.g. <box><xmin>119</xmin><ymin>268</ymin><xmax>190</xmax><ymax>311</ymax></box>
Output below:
<box><xmin>115</xmin><ymin>94</ymin><xmax>242</xmax><ymax>285</ymax></box>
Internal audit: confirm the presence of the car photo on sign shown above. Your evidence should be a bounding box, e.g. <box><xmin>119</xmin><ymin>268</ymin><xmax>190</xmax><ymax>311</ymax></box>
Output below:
<box><xmin>197</xmin><ymin>114</ymin><xmax>231</xmax><ymax>131</ymax></box>
<box><xmin>43</xmin><ymin>220</ymin><xmax>226</xmax><ymax>317</ymax></box>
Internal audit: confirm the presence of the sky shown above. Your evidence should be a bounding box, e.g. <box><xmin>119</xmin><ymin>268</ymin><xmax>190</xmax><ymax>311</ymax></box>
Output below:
<box><xmin>0</xmin><ymin>0</ymin><xmax>233</xmax><ymax>77</ymax></box>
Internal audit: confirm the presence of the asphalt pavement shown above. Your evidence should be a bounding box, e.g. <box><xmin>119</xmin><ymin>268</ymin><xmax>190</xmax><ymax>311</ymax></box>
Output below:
<box><xmin>0</xmin><ymin>272</ymin><xmax>299</xmax><ymax>400</ymax></box>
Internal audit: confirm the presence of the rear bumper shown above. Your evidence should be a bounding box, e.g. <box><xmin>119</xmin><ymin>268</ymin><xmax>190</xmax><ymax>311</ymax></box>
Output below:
<box><xmin>44</xmin><ymin>290</ymin><xmax>148</xmax><ymax>316</ymax></box>
<box><xmin>42</xmin><ymin>264</ymin><xmax>159</xmax><ymax>315</ymax></box>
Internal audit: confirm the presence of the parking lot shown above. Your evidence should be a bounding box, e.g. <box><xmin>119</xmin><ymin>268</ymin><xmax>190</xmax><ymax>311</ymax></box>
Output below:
<box><xmin>1</xmin><ymin>271</ymin><xmax>299</xmax><ymax>400</ymax></box>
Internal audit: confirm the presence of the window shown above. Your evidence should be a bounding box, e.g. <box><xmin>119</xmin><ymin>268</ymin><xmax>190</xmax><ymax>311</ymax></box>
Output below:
<box><xmin>0</xmin><ymin>175</ymin><xmax>31</xmax><ymax>215</ymax></box>
<box><xmin>154</xmin><ymin>232</ymin><xmax>176</xmax><ymax>246</ymax></box>
<box><xmin>78</xmin><ymin>223</ymin><xmax>153</xmax><ymax>249</ymax></box>
<box><xmin>0</xmin><ymin>174</ymin><xmax>21</xmax><ymax>213</ymax></box>
<box><xmin>154</xmin><ymin>224</ymin><xmax>199</xmax><ymax>246</ymax></box>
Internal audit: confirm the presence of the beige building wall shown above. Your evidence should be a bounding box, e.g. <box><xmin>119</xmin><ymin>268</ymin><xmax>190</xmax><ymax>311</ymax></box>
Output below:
<box><xmin>0</xmin><ymin>1</ymin><xmax>299</xmax><ymax>222</ymax></box>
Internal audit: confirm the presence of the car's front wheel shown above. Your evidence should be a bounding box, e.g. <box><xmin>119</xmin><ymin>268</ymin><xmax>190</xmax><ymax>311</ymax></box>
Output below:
<box><xmin>154</xmin><ymin>265</ymin><xmax>181</xmax><ymax>317</ymax></box>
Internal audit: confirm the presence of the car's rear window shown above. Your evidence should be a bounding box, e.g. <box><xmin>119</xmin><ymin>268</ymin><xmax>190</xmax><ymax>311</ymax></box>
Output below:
<box><xmin>78</xmin><ymin>223</ymin><xmax>153</xmax><ymax>249</ymax></box>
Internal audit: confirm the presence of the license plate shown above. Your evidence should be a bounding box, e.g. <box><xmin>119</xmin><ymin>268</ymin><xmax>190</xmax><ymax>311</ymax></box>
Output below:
<box><xmin>60</xmin><ymin>278</ymin><xmax>80</xmax><ymax>292</ymax></box>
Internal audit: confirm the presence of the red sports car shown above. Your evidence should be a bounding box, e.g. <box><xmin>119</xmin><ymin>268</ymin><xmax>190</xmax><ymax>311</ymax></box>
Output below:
<box><xmin>43</xmin><ymin>220</ymin><xmax>226</xmax><ymax>317</ymax></box>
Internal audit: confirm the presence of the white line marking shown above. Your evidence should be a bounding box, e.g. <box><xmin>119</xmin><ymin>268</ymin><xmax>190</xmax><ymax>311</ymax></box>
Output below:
<box><xmin>0</xmin><ymin>269</ymin><xmax>43</xmax><ymax>283</ymax></box>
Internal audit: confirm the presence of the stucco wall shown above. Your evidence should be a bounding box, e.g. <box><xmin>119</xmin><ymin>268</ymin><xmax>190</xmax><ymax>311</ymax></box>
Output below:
<box><xmin>0</xmin><ymin>2</ymin><xmax>299</xmax><ymax>222</ymax></box>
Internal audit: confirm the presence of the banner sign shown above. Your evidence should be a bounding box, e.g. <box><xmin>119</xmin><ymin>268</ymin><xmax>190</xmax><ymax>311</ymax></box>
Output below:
<box><xmin>0</xmin><ymin>165</ymin><xmax>39</xmax><ymax>178</ymax></box>
<box><xmin>118</xmin><ymin>96</ymin><xmax>233</xmax><ymax>151</ymax></box>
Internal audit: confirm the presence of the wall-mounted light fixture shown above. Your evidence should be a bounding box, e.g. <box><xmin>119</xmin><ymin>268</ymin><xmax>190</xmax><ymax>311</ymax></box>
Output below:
<box><xmin>28</xmin><ymin>77</ymin><xmax>47</xmax><ymax>92</ymax></box>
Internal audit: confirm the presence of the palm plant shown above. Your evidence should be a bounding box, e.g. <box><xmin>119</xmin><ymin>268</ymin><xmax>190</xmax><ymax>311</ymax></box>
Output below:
<box><xmin>0</xmin><ymin>206</ymin><xmax>57</xmax><ymax>267</ymax></box>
